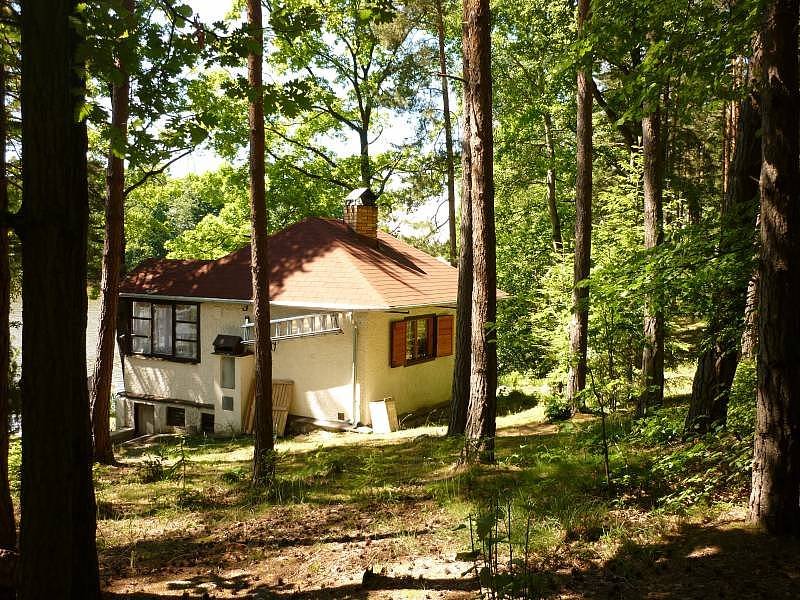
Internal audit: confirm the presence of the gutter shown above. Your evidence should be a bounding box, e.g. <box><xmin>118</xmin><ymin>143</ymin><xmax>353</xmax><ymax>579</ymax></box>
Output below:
<box><xmin>351</xmin><ymin>312</ymin><xmax>360</xmax><ymax>426</ymax></box>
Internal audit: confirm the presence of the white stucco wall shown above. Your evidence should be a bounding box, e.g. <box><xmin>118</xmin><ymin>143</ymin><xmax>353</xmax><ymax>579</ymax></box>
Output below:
<box><xmin>270</xmin><ymin>307</ymin><xmax>356</xmax><ymax>422</ymax></box>
<box><xmin>355</xmin><ymin>307</ymin><xmax>456</xmax><ymax>425</ymax></box>
<box><xmin>122</xmin><ymin>301</ymin><xmax>253</xmax><ymax>433</ymax></box>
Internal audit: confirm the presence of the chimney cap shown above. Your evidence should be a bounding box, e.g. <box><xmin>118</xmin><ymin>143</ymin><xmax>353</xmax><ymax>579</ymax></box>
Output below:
<box><xmin>345</xmin><ymin>187</ymin><xmax>377</xmax><ymax>207</ymax></box>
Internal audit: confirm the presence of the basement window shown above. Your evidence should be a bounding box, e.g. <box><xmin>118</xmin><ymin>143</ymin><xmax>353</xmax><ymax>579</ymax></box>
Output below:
<box><xmin>166</xmin><ymin>406</ymin><xmax>186</xmax><ymax>427</ymax></box>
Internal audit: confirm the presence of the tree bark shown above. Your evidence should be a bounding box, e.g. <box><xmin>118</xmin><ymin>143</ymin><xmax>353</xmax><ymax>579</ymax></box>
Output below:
<box><xmin>638</xmin><ymin>103</ymin><xmax>665</xmax><ymax>416</ymax></box>
<box><xmin>566</xmin><ymin>0</ymin><xmax>592</xmax><ymax>411</ymax></box>
<box><xmin>248</xmin><ymin>0</ymin><xmax>275</xmax><ymax>485</ymax></box>
<box><xmin>447</xmin><ymin>31</ymin><xmax>473</xmax><ymax>436</ymax></box>
<box><xmin>748</xmin><ymin>0</ymin><xmax>800</xmax><ymax>536</ymax></box>
<box><xmin>435</xmin><ymin>0</ymin><xmax>457</xmax><ymax>266</ymax></box>
<box><xmin>19</xmin><ymin>0</ymin><xmax>101</xmax><ymax>596</ymax></box>
<box><xmin>462</xmin><ymin>0</ymin><xmax>496</xmax><ymax>463</ymax></box>
<box><xmin>0</xmin><ymin>50</ymin><xmax>16</xmax><ymax>595</ymax></box>
<box><xmin>91</xmin><ymin>0</ymin><xmax>134</xmax><ymax>466</ymax></box>
<box><xmin>686</xmin><ymin>67</ymin><xmax>761</xmax><ymax>434</ymax></box>
<box><xmin>447</xmin><ymin>29</ymin><xmax>473</xmax><ymax>437</ymax></box>
<box><xmin>543</xmin><ymin>112</ymin><xmax>562</xmax><ymax>252</ymax></box>
<box><xmin>740</xmin><ymin>269</ymin><xmax>759</xmax><ymax>358</ymax></box>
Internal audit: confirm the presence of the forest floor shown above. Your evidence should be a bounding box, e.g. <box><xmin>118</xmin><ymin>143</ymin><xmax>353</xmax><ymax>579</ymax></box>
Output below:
<box><xmin>90</xmin><ymin>388</ymin><xmax>800</xmax><ymax>599</ymax></box>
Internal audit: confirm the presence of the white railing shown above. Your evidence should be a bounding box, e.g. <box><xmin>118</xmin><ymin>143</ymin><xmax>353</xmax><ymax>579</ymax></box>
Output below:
<box><xmin>241</xmin><ymin>312</ymin><xmax>342</xmax><ymax>343</ymax></box>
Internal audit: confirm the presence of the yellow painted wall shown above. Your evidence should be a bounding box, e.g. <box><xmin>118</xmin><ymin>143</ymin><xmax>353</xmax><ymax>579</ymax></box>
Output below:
<box><xmin>355</xmin><ymin>307</ymin><xmax>456</xmax><ymax>424</ymax></box>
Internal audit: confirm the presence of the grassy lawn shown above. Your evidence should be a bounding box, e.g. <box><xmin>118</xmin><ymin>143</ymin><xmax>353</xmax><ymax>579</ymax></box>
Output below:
<box><xmin>76</xmin><ymin>383</ymin><xmax>799</xmax><ymax>599</ymax></box>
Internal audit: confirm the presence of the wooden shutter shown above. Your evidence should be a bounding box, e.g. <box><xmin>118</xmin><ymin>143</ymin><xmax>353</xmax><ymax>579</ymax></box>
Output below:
<box><xmin>390</xmin><ymin>320</ymin><xmax>407</xmax><ymax>367</ymax></box>
<box><xmin>436</xmin><ymin>314</ymin><xmax>454</xmax><ymax>357</ymax></box>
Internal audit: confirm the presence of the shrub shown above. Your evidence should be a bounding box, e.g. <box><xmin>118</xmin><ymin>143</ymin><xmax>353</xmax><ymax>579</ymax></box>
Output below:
<box><xmin>136</xmin><ymin>449</ymin><xmax>167</xmax><ymax>483</ymax></box>
<box><xmin>544</xmin><ymin>396</ymin><xmax>571</xmax><ymax>423</ymax></box>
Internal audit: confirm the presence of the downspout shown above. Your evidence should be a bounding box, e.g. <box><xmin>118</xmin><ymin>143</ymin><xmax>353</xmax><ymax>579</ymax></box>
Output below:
<box><xmin>351</xmin><ymin>311</ymin><xmax>359</xmax><ymax>426</ymax></box>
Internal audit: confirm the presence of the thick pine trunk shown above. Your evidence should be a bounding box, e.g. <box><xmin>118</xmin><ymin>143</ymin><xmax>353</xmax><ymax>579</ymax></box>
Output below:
<box><xmin>248</xmin><ymin>0</ymin><xmax>275</xmax><ymax>485</ymax></box>
<box><xmin>462</xmin><ymin>0</ymin><xmax>496</xmax><ymax>463</ymax></box>
<box><xmin>91</xmin><ymin>0</ymin><xmax>133</xmax><ymax>465</ymax></box>
<box><xmin>0</xmin><ymin>55</ymin><xmax>15</xmax><ymax>590</ymax></box>
<box><xmin>686</xmin><ymin>75</ymin><xmax>760</xmax><ymax>434</ymax></box>
<box><xmin>543</xmin><ymin>112</ymin><xmax>562</xmax><ymax>252</ymax></box>
<box><xmin>436</xmin><ymin>0</ymin><xmax>457</xmax><ymax>266</ymax></box>
<box><xmin>566</xmin><ymin>0</ymin><xmax>592</xmax><ymax>410</ymax></box>
<box><xmin>638</xmin><ymin>105</ymin><xmax>665</xmax><ymax>416</ymax></box>
<box><xmin>447</xmin><ymin>39</ymin><xmax>472</xmax><ymax>437</ymax></box>
<box><xmin>748</xmin><ymin>0</ymin><xmax>800</xmax><ymax>536</ymax></box>
<box><xmin>19</xmin><ymin>0</ymin><xmax>101</xmax><ymax>596</ymax></box>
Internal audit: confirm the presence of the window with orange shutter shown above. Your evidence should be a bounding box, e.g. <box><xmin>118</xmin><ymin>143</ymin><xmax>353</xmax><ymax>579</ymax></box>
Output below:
<box><xmin>391</xmin><ymin>315</ymin><xmax>446</xmax><ymax>367</ymax></box>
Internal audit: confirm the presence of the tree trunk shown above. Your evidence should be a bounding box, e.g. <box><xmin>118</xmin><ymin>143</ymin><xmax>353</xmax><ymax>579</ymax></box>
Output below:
<box><xmin>686</xmin><ymin>67</ymin><xmax>761</xmax><ymax>434</ymax></box>
<box><xmin>638</xmin><ymin>104</ymin><xmax>665</xmax><ymax>417</ymax></box>
<box><xmin>748</xmin><ymin>0</ymin><xmax>800</xmax><ymax>536</ymax></box>
<box><xmin>248</xmin><ymin>0</ymin><xmax>275</xmax><ymax>485</ymax></box>
<box><xmin>91</xmin><ymin>0</ymin><xmax>134</xmax><ymax>466</ymax></box>
<box><xmin>435</xmin><ymin>0</ymin><xmax>457</xmax><ymax>266</ymax></box>
<box><xmin>566</xmin><ymin>0</ymin><xmax>592</xmax><ymax>411</ymax></box>
<box><xmin>447</xmin><ymin>35</ymin><xmax>472</xmax><ymax>437</ymax></box>
<box><xmin>359</xmin><ymin>127</ymin><xmax>371</xmax><ymax>190</ymax></box>
<box><xmin>740</xmin><ymin>269</ymin><xmax>759</xmax><ymax>358</ymax></box>
<box><xmin>0</xmin><ymin>53</ymin><xmax>16</xmax><ymax>595</ymax></box>
<box><xmin>19</xmin><ymin>0</ymin><xmax>101</xmax><ymax>596</ymax></box>
<box><xmin>543</xmin><ymin>112</ymin><xmax>562</xmax><ymax>252</ymax></box>
<box><xmin>462</xmin><ymin>0</ymin><xmax>496</xmax><ymax>463</ymax></box>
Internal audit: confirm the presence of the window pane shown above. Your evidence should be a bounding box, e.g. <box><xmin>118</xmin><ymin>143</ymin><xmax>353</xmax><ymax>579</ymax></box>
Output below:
<box><xmin>176</xmin><ymin>322</ymin><xmax>197</xmax><ymax>341</ymax></box>
<box><xmin>153</xmin><ymin>304</ymin><xmax>173</xmax><ymax>354</ymax></box>
<box><xmin>175</xmin><ymin>304</ymin><xmax>197</xmax><ymax>322</ymax></box>
<box><xmin>131</xmin><ymin>318</ymin><xmax>150</xmax><ymax>337</ymax></box>
<box><xmin>132</xmin><ymin>301</ymin><xmax>151</xmax><ymax>318</ymax></box>
<box><xmin>166</xmin><ymin>407</ymin><xmax>185</xmax><ymax>427</ymax></box>
<box><xmin>131</xmin><ymin>336</ymin><xmax>150</xmax><ymax>354</ymax></box>
<box><xmin>175</xmin><ymin>340</ymin><xmax>197</xmax><ymax>360</ymax></box>
<box><xmin>222</xmin><ymin>396</ymin><xmax>234</xmax><ymax>411</ymax></box>
<box><xmin>221</xmin><ymin>357</ymin><xmax>235</xmax><ymax>389</ymax></box>
<box><xmin>405</xmin><ymin>321</ymin><xmax>415</xmax><ymax>361</ymax></box>
<box><xmin>416</xmin><ymin>318</ymin><xmax>428</xmax><ymax>357</ymax></box>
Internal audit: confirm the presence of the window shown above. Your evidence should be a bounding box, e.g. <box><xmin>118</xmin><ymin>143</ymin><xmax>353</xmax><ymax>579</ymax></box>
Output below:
<box><xmin>220</xmin><ymin>356</ymin><xmax>236</xmax><ymax>389</ymax></box>
<box><xmin>166</xmin><ymin>406</ymin><xmax>185</xmax><ymax>427</ymax></box>
<box><xmin>201</xmin><ymin>413</ymin><xmax>215</xmax><ymax>434</ymax></box>
<box><xmin>222</xmin><ymin>396</ymin><xmax>234</xmax><ymax>412</ymax></box>
<box><xmin>390</xmin><ymin>314</ymin><xmax>455</xmax><ymax>368</ymax></box>
<box><xmin>129</xmin><ymin>301</ymin><xmax>199</xmax><ymax>362</ymax></box>
<box><xmin>405</xmin><ymin>316</ymin><xmax>434</xmax><ymax>363</ymax></box>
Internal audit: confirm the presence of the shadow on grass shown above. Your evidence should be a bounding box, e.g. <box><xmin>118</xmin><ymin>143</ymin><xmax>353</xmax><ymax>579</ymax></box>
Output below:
<box><xmin>103</xmin><ymin>521</ymin><xmax>800</xmax><ymax>599</ymax></box>
<box><xmin>551</xmin><ymin>520</ymin><xmax>800</xmax><ymax>599</ymax></box>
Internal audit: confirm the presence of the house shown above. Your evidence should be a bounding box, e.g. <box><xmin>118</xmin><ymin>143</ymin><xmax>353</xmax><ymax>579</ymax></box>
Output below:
<box><xmin>115</xmin><ymin>189</ymin><xmax>462</xmax><ymax>435</ymax></box>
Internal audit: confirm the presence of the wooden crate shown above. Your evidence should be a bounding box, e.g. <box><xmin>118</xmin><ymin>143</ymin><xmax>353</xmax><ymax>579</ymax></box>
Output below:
<box><xmin>242</xmin><ymin>379</ymin><xmax>294</xmax><ymax>437</ymax></box>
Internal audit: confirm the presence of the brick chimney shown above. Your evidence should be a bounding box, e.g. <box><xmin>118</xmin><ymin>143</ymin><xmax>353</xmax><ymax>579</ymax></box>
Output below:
<box><xmin>344</xmin><ymin>187</ymin><xmax>378</xmax><ymax>243</ymax></box>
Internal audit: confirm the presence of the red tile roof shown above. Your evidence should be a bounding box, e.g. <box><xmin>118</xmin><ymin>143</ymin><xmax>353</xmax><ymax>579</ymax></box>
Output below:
<box><xmin>120</xmin><ymin>218</ymin><xmax>466</xmax><ymax>309</ymax></box>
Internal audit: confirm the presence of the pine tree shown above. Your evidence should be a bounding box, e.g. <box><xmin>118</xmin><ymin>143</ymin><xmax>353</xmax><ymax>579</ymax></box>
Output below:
<box><xmin>248</xmin><ymin>0</ymin><xmax>275</xmax><ymax>485</ymax></box>
<box><xmin>748</xmin><ymin>0</ymin><xmax>800</xmax><ymax>536</ymax></box>
<box><xmin>462</xmin><ymin>0</ymin><xmax>497</xmax><ymax>463</ymax></box>
<box><xmin>19</xmin><ymin>0</ymin><xmax>100</xmax><ymax>595</ymax></box>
